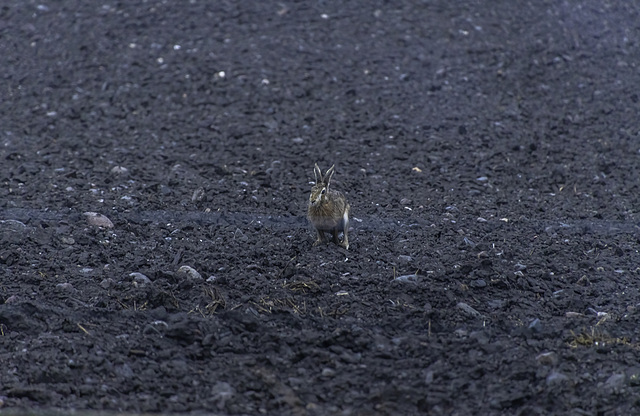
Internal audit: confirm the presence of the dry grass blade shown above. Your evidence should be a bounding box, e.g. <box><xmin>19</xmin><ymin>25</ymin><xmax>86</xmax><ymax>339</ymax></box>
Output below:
<box><xmin>251</xmin><ymin>296</ymin><xmax>306</xmax><ymax>315</ymax></box>
<box><xmin>283</xmin><ymin>280</ymin><xmax>320</xmax><ymax>294</ymax></box>
<box><xmin>204</xmin><ymin>285</ymin><xmax>226</xmax><ymax>314</ymax></box>
<box><xmin>569</xmin><ymin>326</ymin><xmax>629</xmax><ymax>349</ymax></box>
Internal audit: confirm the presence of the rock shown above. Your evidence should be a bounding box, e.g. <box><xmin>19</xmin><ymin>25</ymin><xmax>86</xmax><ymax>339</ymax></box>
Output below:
<box><xmin>628</xmin><ymin>368</ymin><xmax>640</xmax><ymax>386</ymax></box>
<box><xmin>398</xmin><ymin>255</ymin><xmax>413</xmax><ymax>264</ymax></box>
<box><xmin>0</xmin><ymin>219</ymin><xmax>27</xmax><ymax>230</ymax></box>
<box><xmin>528</xmin><ymin>318</ymin><xmax>543</xmax><ymax>333</ymax></box>
<box><xmin>114</xmin><ymin>363</ymin><xmax>135</xmax><ymax>378</ymax></box>
<box><xmin>454</xmin><ymin>328</ymin><xmax>468</xmax><ymax>337</ymax></box>
<box><xmin>192</xmin><ymin>187</ymin><xmax>205</xmax><ymax>202</ymax></box>
<box><xmin>470</xmin><ymin>279</ymin><xmax>486</xmax><ymax>288</ymax></box>
<box><xmin>0</xmin><ymin>220</ymin><xmax>30</xmax><ymax>244</ymax></box>
<box><xmin>546</xmin><ymin>371</ymin><xmax>570</xmax><ymax>387</ymax></box>
<box><xmin>487</xmin><ymin>299</ymin><xmax>506</xmax><ymax>309</ymax></box>
<box><xmin>100</xmin><ymin>278</ymin><xmax>116</xmax><ymax>289</ymax></box>
<box><xmin>0</xmin><ymin>250</ymin><xmax>19</xmax><ymax>266</ymax></box>
<box><xmin>233</xmin><ymin>228</ymin><xmax>248</xmax><ymax>242</ymax></box>
<box><xmin>130</xmin><ymin>272</ymin><xmax>151</xmax><ymax>286</ymax></box>
<box><xmin>176</xmin><ymin>265</ymin><xmax>202</xmax><ymax>280</ymax></box>
<box><xmin>469</xmin><ymin>330</ymin><xmax>489</xmax><ymax>345</ymax></box>
<box><xmin>55</xmin><ymin>282</ymin><xmax>75</xmax><ymax>292</ymax></box>
<box><xmin>211</xmin><ymin>381</ymin><xmax>235</xmax><ymax>410</ymax></box>
<box><xmin>456</xmin><ymin>302</ymin><xmax>485</xmax><ymax>319</ymax></box>
<box><xmin>536</xmin><ymin>352</ymin><xmax>558</xmax><ymax>366</ymax></box>
<box><xmin>514</xmin><ymin>263</ymin><xmax>527</xmax><ymax>271</ymax></box>
<box><xmin>604</xmin><ymin>373</ymin><xmax>626</xmax><ymax>392</ymax></box>
<box><xmin>83</xmin><ymin>212</ymin><xmax>114</xmax><ymax>228</ymax></box>
<box><xmin>110</xmin><ymin>166</ymin><xmax>128</xmax><ymax>175</ymax></box>
<box><xmin>394</xmin><ymin>274</ymin><xmax>419</xmax><ymax>284</ymax></box>
<box><xmin>5</xmin><ymin>295</ymin><xmax>21</xmax><ymax>304</ymax></box>
<box><xmin>321</xmin><ymin>368</ymin><xmax>336</xmax><ymax>377</ymax></box>
<box><xmin>60</xmin><ymin>236</ymin><xmax>75</xmax><ymax>245</ymax></box>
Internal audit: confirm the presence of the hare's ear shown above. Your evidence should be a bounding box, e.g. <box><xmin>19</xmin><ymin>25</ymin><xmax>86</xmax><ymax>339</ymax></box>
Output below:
<box><xmin>324</xmin><ymin>165</ymin><xmax>335</xmax><ymax>185</ymax></box>
<box><xmin>314</xmin><ymin>163</ymin><xmax>322</xmax><ymax>183</ymax></box>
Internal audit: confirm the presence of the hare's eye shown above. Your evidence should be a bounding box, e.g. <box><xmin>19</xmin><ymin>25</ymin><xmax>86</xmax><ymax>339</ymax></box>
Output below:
<box><xmin>321</xmin><ymin>188</ymin><xmax>326</xmax><ymax>195</ymax></box>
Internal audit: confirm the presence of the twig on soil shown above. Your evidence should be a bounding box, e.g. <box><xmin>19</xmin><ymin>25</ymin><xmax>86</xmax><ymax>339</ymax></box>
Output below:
<box><xmin>77</xmin><ymin>323</ymin><xmax>90</xmax><ymax>335</ymax></box>
<box><xmin>277</xmin><ymin>256</ymin><xmax>297</xmax><ymax>279</ymax></box>
<box><xmin>251</xmin><ymin>296</ymin><xmax>306</xmax><ymax>315</ymax></box>
<box><xmin>283</xmin><ymin>280</ymin><xmax>320</xmax><ymax>294</ymax></box>
<box><xmin>116</xmin><ymin>299</ymin><xmax>149</xmax><ymax>311</ymax></box>
<box><xmin>204</xmin><ymin>285</ymin><xmax>226</xmax><ymax>314</ymax></box>
<box><xmin>328</xmin><ymin>305</ymin><xmax>349</xmax><ymax>317</ymax></box>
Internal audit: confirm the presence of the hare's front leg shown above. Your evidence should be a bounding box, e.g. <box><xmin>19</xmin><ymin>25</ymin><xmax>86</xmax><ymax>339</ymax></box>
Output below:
<box><xmin>313</xmin><ymin>228</ymin><xmax>327</xmax><ymax>246</ymax></box>
<box><xmin>340</xmin><ymin>212</ymin><xmax>350</xmax><ymax>250</ymax></box>
<box><xmin>332</xmin><ymin>228</ymin><xmax>340</xmax><ymax>245</ymax></box>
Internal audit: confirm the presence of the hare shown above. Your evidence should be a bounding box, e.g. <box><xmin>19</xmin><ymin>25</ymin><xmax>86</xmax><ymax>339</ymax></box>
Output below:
<box><xmin>307</xmin><ymin>163</ymin><xmax>350</xmax><ymax>249</ymax></box>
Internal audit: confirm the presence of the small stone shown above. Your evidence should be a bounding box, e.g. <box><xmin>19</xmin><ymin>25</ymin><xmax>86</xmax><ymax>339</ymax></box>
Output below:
<box><xmin>60</xmin><ymin>236</ymin><xmax>75</xmax><ymax>245</ymax></box>
<box><xmin>321</xmin><ymin>368</ymin><xmax>336</xmax><ymax>377</ymax></box>
<box><xmin>115</xmin><ymin>363</ymin><xmax>135</xmax><ymax>378</ymax></box>
<box><xmin>211</xmin><ymin>381</ymin><xmax>235</xmax><ymax>410</ymax></box>
<box><xmin>84</xmin><ymin>212</ymin><xmax>114</xmax><ymax>228</ymax></box>
<box><xmin>487</xmin><ymin>299</ymin><xmax>506</xmax><ymax>309</ymax></box>
<box><xmin>604</xmin><ymin>374</ymin><xmax>626</xmax><ymax>392</ymax></box>
<box><xmin>176</xmin><ymin>265</ymin><xmax>202</xmax><ymax>280</ymax></box>
<box><xmin>0</xmin><ymin>219</ymin><xmax>27</xmax><ymax>231</ymax></box>
<box><xmin>5</xmin><ymin>295</ymin><xmax>21</xmax><ymax>304</ymax></box>
<box><xmin>527</xmin><ymin>318</ymin><xmax>543</xmax><ymax>335</ymax></box>
<box><xmin>536</xmin><ymin>352</ymin><xmax>558</xmax><ymax>366</ymax></box>
<box><xmin>130</xmin><ymin>272</ymin><xmax>151</xmax><ymax>286</ymax></box>
<box><xmin>546</xmin><ymin>371</ymin><xmax>570</xmax><ymax>387</ymax></box>
<box><xmin>159</xmin><ymin>185</ymin><xmax>172</xmax><ymax>196</ymax></box>
<box><xmin>627</xmin><ymin>369</ymin><xmax>640</xmax><ymax>386</ymax></box>
<box><xmin>400</xmin><ymin>198</ymin><xmax>412</xmax><ymax>205</ymax></box>
<box><xmin>394</xmin><ymin>274</ymin><xmax>418</xmax><ymax>283</ymax></box>
<box><xmin>192</xmin><ymin>187</ymin><xmax>205</xmax><ymax>202</ymax></box>
<box><xmin>0</xmin><ymin>220</ymin><xmax>29</xmax><ymax>244</ymax></box>
<box><xmin>398</xmin><ymin>255</ymin><xmax>412</xmax><ymax>264</ymax></box>
<box><xmin>469</xmin><ymin>330</ymin><xmax>489</xmax><ymax>345</ymax></box>
<box><xmin>424</xmin><ymin>370</ymin><xmax>434</xmax><ymax>384</ymax></box>
<box><xmin>454</xmin><ymin>328</ymin><xmax>468</xmax><ymax>337</ymax></box>
<box><xmin>206</xmin><ymin>275</ymin><xmax>219</xmax><ymax>283</ymax></box>
<box><xmin>470</xmin><ymin>279</ymin><xmax>486</xmax><ymax>288</ymax></box>
<box><xmin>56</xmin><ymin>282</ymin><xmax>75</xmax><ymax>292</ymax></box>
<box><xmin>456</xmin><ymin>302</ymin><xmax>485</xmax><ymax>319</ymax></box>
<box><xmin>233</xmin><ymin>228</ymin><xmax>248</xmax><ymax>242</ymax></box>
<box><xmin>110</xmin><ymin>166</ymin><xmax>128</xmax><ymax>175</ymax></box>
<box><xmin>100</xmin><ymin>278</ymin><xmax>116</xmax><ymax>289</ymax></box>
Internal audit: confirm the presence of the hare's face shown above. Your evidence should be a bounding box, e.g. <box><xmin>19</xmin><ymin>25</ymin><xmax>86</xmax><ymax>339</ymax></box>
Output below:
<box><xmin>309</xmin><ymin>183</ymin><xmax>327</xmax><ymax>206</ymax></box>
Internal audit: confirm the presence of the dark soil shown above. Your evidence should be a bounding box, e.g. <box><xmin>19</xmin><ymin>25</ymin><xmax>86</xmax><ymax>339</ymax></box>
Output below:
<box><xmin>2</xmin><ymin>1</ymin><xmax>640</xmax><ymax>415</ymax></box>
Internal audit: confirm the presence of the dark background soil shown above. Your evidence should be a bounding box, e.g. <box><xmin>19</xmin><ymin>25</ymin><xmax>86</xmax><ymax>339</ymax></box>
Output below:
<box><xmin>1</xmin><ymin>1</ymin><xmax>640</xmax><ymax>415</ymax></box>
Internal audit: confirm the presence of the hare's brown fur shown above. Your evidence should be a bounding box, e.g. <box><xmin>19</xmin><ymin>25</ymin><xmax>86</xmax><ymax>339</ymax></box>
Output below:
<box><xmin>307</xmin><ymin>164</ymin><xmax>350</xmax><ymax>249</ymax></box>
